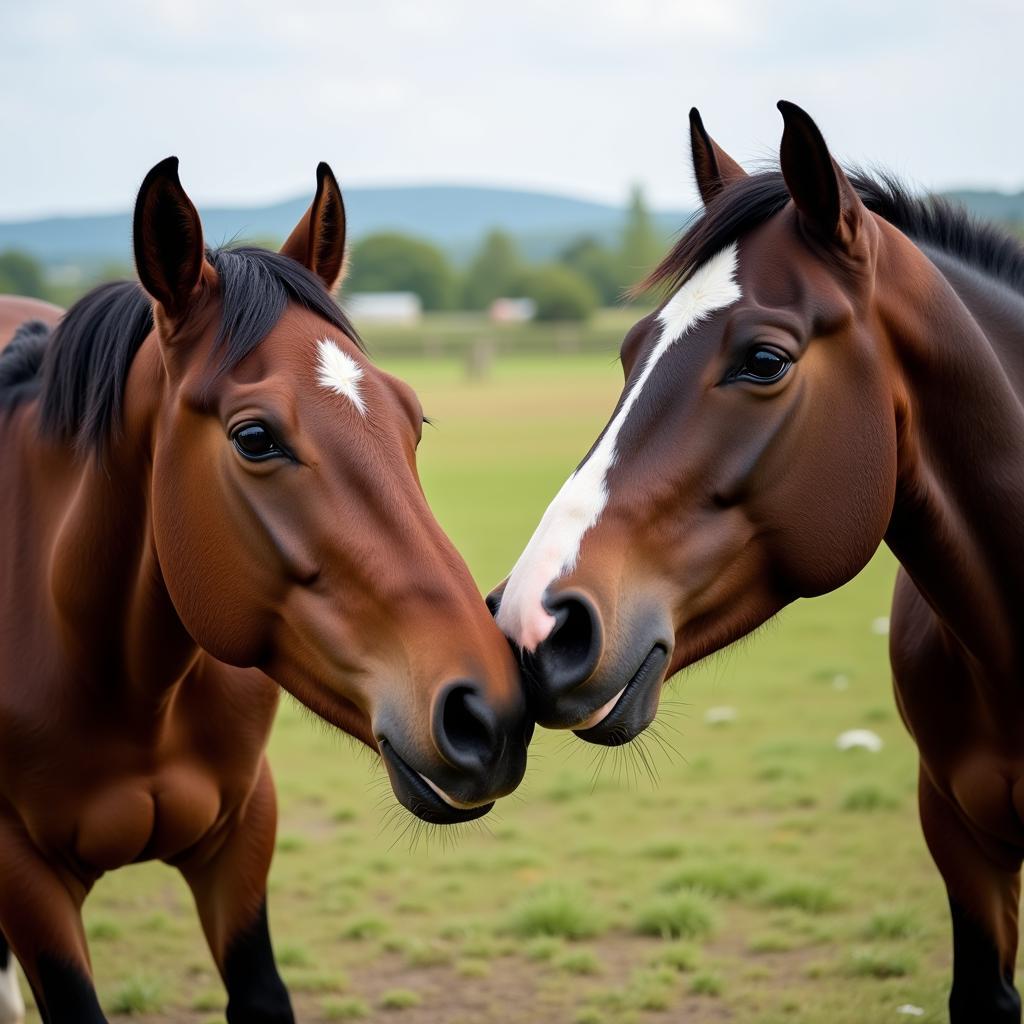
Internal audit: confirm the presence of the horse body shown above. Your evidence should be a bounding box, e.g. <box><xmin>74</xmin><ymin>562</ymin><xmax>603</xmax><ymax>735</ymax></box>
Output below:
<box><xmin>0</xmin><ymin>298</ymin><xmax>61</xmax><ymax>344</ymax></box>
<box><xmin>0</xmin><ymin>159</ymin><xmax>530</xmax><ymax>1022</ymax></box>
<box><xmin>0</xmin><ymin>298</ymin><xmax>289</xmax><ymax>1022</ymax></box>
<box><xmin>0</xmin><ymin>291</ymin><xmax>286</xmax><ymax>859</ymax></box>
<box><xmin>881</xmin><ymin>245</ymin><xmax>1024</xmax><ymax>1017</ymax></box>
<box><xmin>494</xmin><ymin>104</ymin><xmax>1024</xmax><ymax>1020</ymax></box>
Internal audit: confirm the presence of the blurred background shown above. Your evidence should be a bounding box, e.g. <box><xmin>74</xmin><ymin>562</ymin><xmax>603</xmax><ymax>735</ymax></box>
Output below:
<box><xmin>2</xmin><ymin>3</ymin><xmax>1023</xmax><ymax>1022</ymax></box>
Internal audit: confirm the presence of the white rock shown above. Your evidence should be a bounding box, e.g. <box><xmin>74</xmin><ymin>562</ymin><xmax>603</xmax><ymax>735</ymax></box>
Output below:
<box><xmin>836</xmin><ymin>729</ymin><xmax>884</xmax><ymax>753</ymax></box>
<box><xmin>832</xmin><ymin>674</ymin><xmax>850</xmax><ymax>690</ymax></box>
<box><xmin>704</xmin><ymin>705</ymin><xmax>737</xmax><ymax>725</ymax></box>
<box><xmin>896</xmin><ymin>1006</ymin><xmax>924</xmax><ymax>1017</ymax></box>
<box><xmin>871</xmin><ymin>616</ymin><xmax>891</xmax><ymax>636</ymax></box>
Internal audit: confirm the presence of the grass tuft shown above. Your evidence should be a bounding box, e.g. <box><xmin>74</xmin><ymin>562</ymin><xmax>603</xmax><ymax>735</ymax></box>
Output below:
<box><xmin>557</xmin><ymin>948</ymin><xmax>602</xmax><ymax>975</ymax></box>
<box><xmin>403</xmin><ymin>939</ymin><xmax>453</xmax><ymax>968</ymax></box>
<box><xmin>661</xmin><ymin>861</ymin><xmax>768</xmax><ymax>900</ymax></box>
<box><xmin>862</xmin><ymin>909</ymin><xmax>917</xmax><ymax>940</ymax></box>
<box><xmin>747</xmin><ymin>931</ymin><xmax>797</xmax><ymax>953</ymax></box>
<box><xmin>456</xmin><ymin>959</ymin><xmax>490</xmax><ymax>978</ymax></box>
<box><xmin>108</xmin><ymin>975</ymin><xmax>165</xmax><ymax>1015</ymax></box>
<box><xmin>504</xmin><ymin>885</ymin><xmax>605</xmax><ymax>940</ymax></box>
<box><xmin>627</xmin><ymin>966</ymin><xmax>679</xmax><ymax>1011</ymax></box>
<box><xmin>341</xmin><ymin>916</ymin><xmax>388</xmax><ymax>941</ymax></box>
<box><xmin>650</xmin><ymin>942</ymin><xmax>700</xmax><ymax>973</ymax></box>
<box><xmin>322</xmin><ymin>996</ymin><xmax>369</xmax><ymax>1020</ymax></box>
<box><xmin>379</xmin><ymin>988</ymin><xmax>422</xmax><ymax>1010</ymax></box>
<box><xmin>843</xmin><ymin>947</ymin><xmax>917</xmax><ymax>978</ymax></box>
<box><xmin>689</xmin><ymin>970</ymin><xmax>724</xmax><ymax>996</ymax></box>
<box><xmin>841</xmin><ymin>784</ymin><xmax>899</xmax><ymax>812</ymax></box>
<box><xmin>634</xmin><ymin>890</ymin><xmax>715</xmax><ymax>940</ymax></box>
<box><xmin>276</xmin><ymin>943</ymin><xmax>313</xmax><ymax>968</ymax></box>
<box><xmin>762</xmin><ymin>880</ymin><xmax>841</xmax><ymax>915</ymax></box>
<box><xmin>86</xmin><ymin>918</ymin><xmax>121</xmax><ymax>942</ymax></box>
<box><xmin>523</xmin><ymin>936</ymin><xmax>564</xmax><ymax>961</ymax></box>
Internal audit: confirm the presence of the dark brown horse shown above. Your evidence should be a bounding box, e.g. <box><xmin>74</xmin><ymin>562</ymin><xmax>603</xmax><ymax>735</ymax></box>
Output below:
<box><xmin>0</xmin><ymin>159</ymin><xmax>530</xmax><ymax>1023</ymax></box>
<box><xmin>492</xmin><ymin>103</ymin><xmax>1024</xmax><ymax>1021</ymax></box>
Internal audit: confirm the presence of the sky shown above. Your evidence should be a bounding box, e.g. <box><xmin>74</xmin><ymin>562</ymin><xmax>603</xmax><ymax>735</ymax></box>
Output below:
<box><xmin>1</xmin><ymin>0</ymin><xmax>1022</xmax><ymax>220</ymax></box>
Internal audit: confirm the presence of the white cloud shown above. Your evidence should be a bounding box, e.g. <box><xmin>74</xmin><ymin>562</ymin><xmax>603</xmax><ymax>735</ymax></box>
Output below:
<box><xmin>1</xmin><ymin>0</ymin><xmax>1022</xmax><ymax>219</ymax></box>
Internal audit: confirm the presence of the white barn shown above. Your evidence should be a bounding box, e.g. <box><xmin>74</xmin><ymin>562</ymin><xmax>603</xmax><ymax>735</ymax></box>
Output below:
<box><xmin>345</xmin><ymin>292</ymin><xmax>422</xmax><ymax>325</ymax></box>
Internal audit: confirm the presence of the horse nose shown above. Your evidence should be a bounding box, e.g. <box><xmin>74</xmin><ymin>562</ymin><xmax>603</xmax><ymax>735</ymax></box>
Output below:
<box><xmin>533</xmin><ymin>589</ymin><xmax>603</xmax><ymax>697</ymax></box>
<box><xmin>432</xmin><ymin>681</ymin><xmax>502</xmax><ymax>774</ymax></box>
<box><xmin>485</xmin><ymin>580</ymin><xmax>506</xmax><ymax>618</ymax></box>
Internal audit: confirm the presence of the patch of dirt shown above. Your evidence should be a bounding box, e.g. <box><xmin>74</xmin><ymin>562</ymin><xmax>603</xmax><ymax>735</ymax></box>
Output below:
<box><xmin>95</xmin><ymin>935</ymin><xmax>747</xmax><ymax>1024</ymax></box>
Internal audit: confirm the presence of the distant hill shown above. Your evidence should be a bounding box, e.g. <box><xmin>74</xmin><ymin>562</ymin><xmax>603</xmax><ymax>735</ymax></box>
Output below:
<box><xmin>943</xmin><ymin>189</ymin><xmax>1024</xmax><ymax>226</ymax></box>
<box><xmin>0</xmin><ymin>186</ymin><xmax>691</xmax><ymax>271</ymax></box>
<box><xmin>2</xmin><ymin>183</ymin><xmax>1023</xmax><ymax>277</ymax></box>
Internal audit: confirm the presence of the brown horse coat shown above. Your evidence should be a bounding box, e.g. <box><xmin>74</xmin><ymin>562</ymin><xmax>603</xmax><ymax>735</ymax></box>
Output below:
<box><xmin>493</xmin><ymin>104</ymin><xmax>1024</xmax><ymax>1022</ymax></box>
<box><xmin>0</xmin><ymin>160</ymin><xmax>529</xmax><ymax>1023</ymax></box>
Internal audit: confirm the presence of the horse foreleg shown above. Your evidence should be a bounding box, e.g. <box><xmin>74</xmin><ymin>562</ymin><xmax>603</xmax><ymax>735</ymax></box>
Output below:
<box><xmin>919</xmin><ymin>766</ymin><xmax>1022</xmax><ymax>1023</ymax></box>
<box><xmin>179</xmin><ymin>760</ymin><xmax>294</xmax><ymax>1024</ymax></box>
<box><xmin>0</xmin><ymin>933</ymin><xmax>25</xmax><ymax>1024</ymax></box>
<box><xmin>0</xmin><ymin>821</ymin><xmax>105</xmax><ymax>1023</ymax></box>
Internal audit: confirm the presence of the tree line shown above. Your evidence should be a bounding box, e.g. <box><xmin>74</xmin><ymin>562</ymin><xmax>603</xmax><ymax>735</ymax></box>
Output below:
<box><xmin>345</xmin><ymin>185</ymin><xmax>663</xmax><ymax>320</ymax></box>
<box><xmin>0</xmin><ymin>186</ymin><xmax>668</xmax><ymax>322</ymax></box>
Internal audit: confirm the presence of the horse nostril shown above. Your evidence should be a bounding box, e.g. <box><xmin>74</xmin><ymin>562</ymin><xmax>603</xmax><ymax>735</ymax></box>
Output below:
<box><xmin>534</xmin><ymin>590</ymin><xmax>603</xmax><ymax>696</ymax></box>
<box><xmin>434</xmin><ymin>683</ymin><xmax>497</xmax><ymax>770</ymax></box>
<box><xmin>485</xmin><ymin>582</ymin><xmax>506</xmax><ymax>618</ymax></box>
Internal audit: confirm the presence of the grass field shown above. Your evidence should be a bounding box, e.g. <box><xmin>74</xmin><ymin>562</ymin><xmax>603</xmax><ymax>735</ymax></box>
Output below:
<box><xmin>34</xmin><ymin>352</ymin><xmax>956</xmax><ymax>1023</ymax></box>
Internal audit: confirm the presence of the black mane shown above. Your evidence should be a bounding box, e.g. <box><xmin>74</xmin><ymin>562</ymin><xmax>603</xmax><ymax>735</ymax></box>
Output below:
<box><xmin>644</xmin><ymin>168</ymin><xmax>1024</xmax><ymax>297</ymax></box>
<box><xmin>0</xmin><ymin>319</ymin><xmax>51</xmax><ymax>411</ymax></box>
<box><xmin>0</xmin><ymin>247</ymin><xmax>360</xmax><ymax>455</ymax></box>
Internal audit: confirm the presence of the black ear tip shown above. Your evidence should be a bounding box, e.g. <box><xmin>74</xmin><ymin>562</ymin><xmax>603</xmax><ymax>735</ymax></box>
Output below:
<box><xmin>689</xmin><ymin>107</ymin><xmax>710</xmax><ymax>143</ymax></box>
<box><xmin>316</xmin><ymin>161</ymin><xmax>337</xmax><ymax>185</ymax></box>
<box><xmin>137</xmin><ymin>157</ymin><xmax>182</xmax><ymax>201</ymax></box>
<box><xmin>777</xmin><ymin>100</ymin><xmax>810</xmax><ymax>123</ymax></box>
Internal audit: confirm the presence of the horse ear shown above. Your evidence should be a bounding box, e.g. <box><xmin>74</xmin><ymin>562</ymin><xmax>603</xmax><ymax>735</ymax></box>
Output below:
<box><xmin>133</xmin><ymin>157</ymin><xmax>205</xmax><ymax>318</ymax></box>
<box><xmin>777</xmin><ymin>101</ymin><xmax>862</xmax><ymax>247</ymax></box>
<box><xmin>689</xmin><ymin>108</ymin><xmax>747</xmax><ymax>205</ymax></box>
<box><xmin>280</xmin><ymin>162</ymin><xmax>348</xmax><ymax>292</ymax></box>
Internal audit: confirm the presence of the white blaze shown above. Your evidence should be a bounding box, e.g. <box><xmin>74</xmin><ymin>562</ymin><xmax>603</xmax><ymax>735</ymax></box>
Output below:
<box><xmin>316</xmin><ymin>337</ymin><xmax>367</xmax><ymax>414</ymax></box>
<box><xmin>495</xmin><ymin>244</ymin><xmax>741</xmax><ymax>651</ymax></box>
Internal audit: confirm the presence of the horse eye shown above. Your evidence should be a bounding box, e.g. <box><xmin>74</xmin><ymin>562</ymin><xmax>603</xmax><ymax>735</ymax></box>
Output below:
<box><xmin>735</xmin><ymin>345</ymin><xmax>791</xmax><ymax>384</ymax></box>
<box><xmin>231</xmin><ymin>422</ymin><xmax>284</xmax><ymax>461</ymax></box>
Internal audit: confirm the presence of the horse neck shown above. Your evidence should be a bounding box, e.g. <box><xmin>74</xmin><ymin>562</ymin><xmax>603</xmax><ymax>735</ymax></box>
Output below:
<box><xmin>49</xmin><ymin>336</ymin><xmax>199</xmax><ymax>705</ymax></box>
<box><xmin>881</xmin><ymin>237</ymin><xmax>1024</xmax><ymax>675</ymax></box>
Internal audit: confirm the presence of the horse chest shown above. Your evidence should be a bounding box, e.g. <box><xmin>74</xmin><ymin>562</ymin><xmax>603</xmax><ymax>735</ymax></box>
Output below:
<box><xmin>73</xmin><ymin>765</ymin><xmax>224</xmax><ymax>870</ymax></box>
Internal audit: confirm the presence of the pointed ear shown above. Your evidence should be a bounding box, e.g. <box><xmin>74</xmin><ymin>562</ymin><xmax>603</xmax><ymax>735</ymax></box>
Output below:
<box><xmin>133</xmin><ymin>157</ymin><xmax>205</xmax><ymax>318</ymax></box>
<box><xmin>689</xmin><ymin>108</ymin><xmax>747</xmax><ymax>205</ymax></box>
<box><xmin>777</xmin><ymin>100</ymin><xmax>862</xmax><ymax>247</ymax></box>
<box><xmin>280</xmin><ymin>162</ymin><xmax>348</xmax><ymax>292</ymax></box>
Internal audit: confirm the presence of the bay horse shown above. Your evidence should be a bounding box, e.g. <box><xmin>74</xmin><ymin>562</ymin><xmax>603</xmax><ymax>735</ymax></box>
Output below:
<box><xmin>0</xmin><ymin>158</ymin><xmax>529</xmax><ymax>1023</ymax></box>
<box><xmin>491</xmin><ymin>102</ymin><xmax>1024</xmax><ymax>1021</ymax></box>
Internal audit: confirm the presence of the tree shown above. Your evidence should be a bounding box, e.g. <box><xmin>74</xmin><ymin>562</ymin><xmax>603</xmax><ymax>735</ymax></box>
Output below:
<box><xmin>0</xmin><ymin>250</ymin><xmax>47</xmax><ymax>298</ymax></box>
<box><xmin>461</xmin><ymin>229</ymin><xmax>522</xmax><ymax>310</ymax></box>
<box><xmin>344</xmin><ymin>233</ymin><xmax>455</xmax><ymax>311</ymax></box>
<box><xmin>618</xmin><ymin>185</ymin><xmax>662</xmax><ymax>296</ymax></box>
<box><xmin>517</xmin><ymin>265</ymin><xmax>598</xmax><ymax>322</ymax></box>
<box><xmin>559</xmin><ymin>235</ymin><xmax>621</xmax><ymax>306</ymax></box>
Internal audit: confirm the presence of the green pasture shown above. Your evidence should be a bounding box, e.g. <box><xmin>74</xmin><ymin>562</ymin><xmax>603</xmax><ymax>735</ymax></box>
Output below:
<box><xmin>43</xmin><ymin>350</ymin><xmax>954</xmax><ymax>1023</ymax></box>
